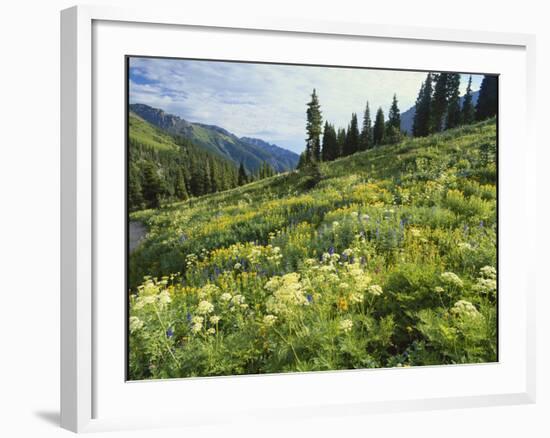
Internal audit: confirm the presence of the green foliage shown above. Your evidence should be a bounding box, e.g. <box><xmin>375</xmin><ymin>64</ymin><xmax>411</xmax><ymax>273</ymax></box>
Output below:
<box><xmin>344</xmin><ymin>113</ymin><xmax>360</xmax><ymax>156</ymax></box>
<box><xmin>129</xmin><ymin>119</ymin><xmax>498</xmax><ymax>379</ymax></box>
<box><xmin>373</xmin><ymin>107</ymin><xmax>386</xmax><ymax>146</ymax></box>
<box><xmin>413</xmin><ymin>73</ymin><xmax>433</xmax><ymax>137</ymax></box>
<box><xmin>387</xmin><ymin>94</ymin><xmax>401</xmax><ymax>131</ymax></box>
<box><xmin>446</xmin><ymin>73</ymin><xmax>462</xmax><ymax>129</ymax></box>
<box><xmin>476</xmin><ymin>75</ymin><xmax>498</xmax><ymax>121</ymax></box>
<box><xmin>238</xmin><ymin>162</ymin><xmax>249</xmax><ymax>186</ymax></box>
<box><xmin>306</xmin><ymin>89</ymin><xmax>323</xmax><ymax>162</ymax></box>
<box><xmin>128</xmin><ymin>113</ymin><xmax>240</xmax><ymax>210</ymax></box>
<box><xmin>360</xmin><ymin>101</ymin><xmax>373</xmax><ymax>151</ymax></box>
<box><xmin>321</xmin><ymin>122</ymin><xmax>339</xmax><ymax>162</ymax></box>
<box><xmin>431</xmin><ymin>73</ymin><xmax>449</xmax><ymax>133</ymax></box>
<box><xmin>462</xmin><ymin>75</ymin><xmax>476</xmax><ymax>125</ymax></box>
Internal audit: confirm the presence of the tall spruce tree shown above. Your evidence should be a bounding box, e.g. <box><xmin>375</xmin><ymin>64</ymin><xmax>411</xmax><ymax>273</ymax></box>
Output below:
<box><xmin>413</xmin><ymin>73</ymin><xmax>433</xmax><ymax>137</ymax></box>
<box><xmin>445</xmin><ymin>73</ymin><xmax>461</xmax><ymax>129</ymax></box>
<box><xmin>344</xmin><ymin>113</ymin><xmax>360</xmax><ymax>156</ymax></box>
<box><xmin>321</xmin><ymin>122</ymin><xmax>338</xmax><ymax>161</ymax></box>
<box><xmin>359</xmin><ymin>102</ymin><xmax>373</xmax><ymax>151</ymax></box>
<box><xmin>431</xmin><ymin>73</ymin><xmax>449</xmax><ymax>132</ymax></box>
<box><xmin>305</xmin><ymin>89</ymin><xmax>323</xmax><ymax>162</ymax></box>
<box><xmin>476</xmin><ymin>75</ymin><xmax>498</xmax><ymax>121</ymax></box>
<box><xmin>174</xmin><ymin>168</ymin><xmax>188</xmax><ymax>201</ymax></box>
<box><xmin>237</xmin><ymin>162</ymin><xmax>248</xmax><ymax>186</ymax></box>
<box><xmin>388</xmin><ymin>94</ymin><xmax>401</xmax><ymax>130</ymax></box>
<box><xmin>461</xmin><ymin>75</ymin><xmax>476</xmax><ymax>125</ymax></box>
<box><xmin>336</xmin><ymin>127</ymin><xmax>346</xmax><ymax>158</ymax></box>
<box><xmin>373</xmin><ymin>107</ymin><xmax>385</xmax><ymax>146</ymax></box>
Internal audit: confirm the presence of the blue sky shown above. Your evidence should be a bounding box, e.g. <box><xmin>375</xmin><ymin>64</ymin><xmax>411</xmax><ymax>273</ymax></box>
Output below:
<box><xmin>129</xmin><ymin>57</ymin><xmax>483</xmax><ymax>154</ymax></box>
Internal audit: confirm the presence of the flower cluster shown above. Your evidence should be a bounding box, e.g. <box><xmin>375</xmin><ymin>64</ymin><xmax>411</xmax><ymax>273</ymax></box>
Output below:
<box><xmin>367</xmin><ymin>284</ymin><xmax>383</xmax><ymax>296</ymax></box>
<box><xmin>440</xmin><ymin>271</ymin><xmax>464</xmax><ymax>288</ymax></box>
<box><xmin>450</xmin><ymin>300</ymin><xmax>482</xmax><ymax>319</ymax></box>
<box><xmin>473</xmin><ymin>266</ymin><xmax>497</xmax><ymax>297</ymax></box>
<box><xmin>265</xmin><ymin>272</ymin><xmax>309</xmax><ymax>315</ymax></box>
<box><xmin>339</xmin><ymin>319</ymin><xmax>353</xmax><ymax>333</ymax></box>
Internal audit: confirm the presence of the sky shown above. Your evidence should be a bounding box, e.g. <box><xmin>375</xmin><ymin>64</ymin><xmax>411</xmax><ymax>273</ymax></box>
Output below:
<box><xmin>129</xmin><ymin>57</ymin><xmax>483</xmax><ymax>154</ymax></box>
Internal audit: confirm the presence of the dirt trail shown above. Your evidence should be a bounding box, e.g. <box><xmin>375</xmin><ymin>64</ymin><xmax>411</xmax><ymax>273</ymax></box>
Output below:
<box><xmin>129</xmin><ymin>221</ymin><xmax>147</xmax><ymax>252</ymax></box>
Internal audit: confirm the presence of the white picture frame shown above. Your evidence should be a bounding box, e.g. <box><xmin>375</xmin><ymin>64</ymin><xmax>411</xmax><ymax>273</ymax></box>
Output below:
<box><xmin>60</xmin><ymin>4</ymin><xmax>537</xmax><ymax>433</ymax></box>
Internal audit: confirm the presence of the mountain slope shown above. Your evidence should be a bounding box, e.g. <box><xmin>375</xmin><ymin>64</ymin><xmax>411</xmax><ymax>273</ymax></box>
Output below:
<box><xmin>128</xmin><ymin>111</ymin><xmax>180</xmax><ymax>153</ymax></box>
<box><xmin>401</xmin><ymin>90</ymin><xmax>480</xmax><ymax>134</ymax></box>
<box><xmin>130</xmin><ymin>117</ymin><xmax>497</xmax><ymax>287</ymax></box>
<box><xmin>240</xmin><ymin>136</ymin><xmax>300</xmax><ymax>172</ymax></box>
<box><xmin>129</xmin><ymin>118</ymin><xmax>497</xmax><ymax>378</ymax></box>
<box><xmin>130</xmin><ymin>103</ymin><xmax>299</xmax><ymax>173</ymax></box>
<box><xmin>128</xmin><ymin>112</ymin><xmax>241</xmax><ymax>210</ymax></box>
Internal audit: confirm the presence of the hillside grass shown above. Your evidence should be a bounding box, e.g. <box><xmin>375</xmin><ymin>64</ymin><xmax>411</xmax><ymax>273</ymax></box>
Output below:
<box><xmin>128</xmin><ymin>112</ymin><xmax>179</xmax><ymax>152</ymax></box>
<box><xmin>128</xmin><ymin>118</ymin><xmax>497</xmax><ymax>380</ymax></box>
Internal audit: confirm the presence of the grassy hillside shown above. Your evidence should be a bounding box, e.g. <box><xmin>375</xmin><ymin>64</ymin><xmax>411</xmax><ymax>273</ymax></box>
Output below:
<box><xmin>129</xmin><ymin>119</ymin><xmax>497</xmax><ymax>380</ymax></box>
<box><xmin>129</xmin><ymin>112</ymin><xmax>180</xmax><ymax>152</ymax></box>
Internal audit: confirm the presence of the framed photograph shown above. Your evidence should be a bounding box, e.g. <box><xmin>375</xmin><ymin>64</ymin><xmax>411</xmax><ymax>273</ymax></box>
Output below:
<box><xmin>61</xmin><ymin>5</ymin><xmax>536</xmax><ymax>433</ymax></box>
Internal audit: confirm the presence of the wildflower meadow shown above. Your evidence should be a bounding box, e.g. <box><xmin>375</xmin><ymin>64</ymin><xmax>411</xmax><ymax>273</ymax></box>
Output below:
<box><xmin>128</xmin><ymin>119</ymin><xmax>498</xmax><ymax>380</ymax></box>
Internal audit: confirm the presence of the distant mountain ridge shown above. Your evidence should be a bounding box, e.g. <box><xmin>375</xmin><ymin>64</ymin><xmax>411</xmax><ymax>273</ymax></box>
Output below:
<box><xmin>400</xmin><ymin>90</ymin><xmax>480</xmax><ymax>134</ymax></box>
<box><xmin>129</xmin><ymin>103</ymin><xmax>299</xmax><ymax>173</ymax></box>
<box><xmin>240</xmin><ymin>137</ymin><xmax>300</xmax><ymax>173</ymax></box>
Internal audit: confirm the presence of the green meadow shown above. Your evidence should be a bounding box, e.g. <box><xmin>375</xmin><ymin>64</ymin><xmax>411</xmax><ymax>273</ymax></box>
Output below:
<box><xmin>128</xmin><ymin>118</ymin><xmax>497</xmax><ymax>380</ymax></box>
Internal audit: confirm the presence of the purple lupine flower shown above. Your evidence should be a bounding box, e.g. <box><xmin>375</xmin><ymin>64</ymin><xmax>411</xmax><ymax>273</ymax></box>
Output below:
<box><xmin>166</xmin><ymin>327</ymin><xmax>174</xmax><ymax>338</ymax></box>
<box><xmin>479</xmin><ymin>220</ymin><xmax>484</xmax><ymax>228</ymax></box>
<box><xmin>186</xmin><ymin>312</ymin><xmax>192</xmax><ymax>323</ymax></box>
<box><xmin>328</xmin><ymin>246</ymin><xmax>335</xmax><ymax>255</ymax></box>
<box><xmin>306</xmin><ymin>294</ymin><xmax>313</xmax><ymax>303</ymax></box>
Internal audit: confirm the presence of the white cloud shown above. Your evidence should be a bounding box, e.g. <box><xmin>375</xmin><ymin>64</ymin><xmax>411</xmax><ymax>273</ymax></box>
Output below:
<box><xmin>129</xmin><ymin>58</ymin><xmax>485</xmax><ymax>154</ymax></box>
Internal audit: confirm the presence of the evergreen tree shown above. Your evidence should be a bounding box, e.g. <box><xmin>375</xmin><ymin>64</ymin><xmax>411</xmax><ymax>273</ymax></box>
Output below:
<box><xmin>321</xmin><ymin>122</ymin><xmax>338</xmax><ymax>161</ymax></box>
<box><xmin>445</xmin><ymin>73</ymin><xmax>461</xmax><ymax>129</ymax></box>
<box><xmin>336</xmin><ymin>127</ymin><xmax>346</xmax><ymax>158</ymax></box>
<box><xmin>413</xmin><ymin>73</ymin><xmax>433</xmax><ymax>137</ymax></box>
<box><xmin>359</xmin><ymin>102</ymin><xmax>373</xmax><ymax>151</ymax></box>
<box><xmin>257</xmin><ymin>162</ymin><xmax>275</xmax><ymax>179</ymax></box>
<box><xmin>174</xmin><ymin>168</ymin><xmax>188</xmax><ymax>201</ymax></box>
<box><xmin>373</xmin><ymin>107</ymin><xmax>385</xmax><ymax>146</ymax></box>
<box><xmin>141</xmin><ymin>162</ymin><xmax>165</xmax><ymax>208</ymax></box>
<box><xmin>203</xmin><ymin>160</ymin><xmax>213</xmax><ymax>194</ymax></box>
<box><xmin>189</xmin><ymin>160</ymin><xmax>205</xmax><ymax>196</ymax></box>
<box><xmin>344</xmin><ymin>113</ymin><xmax>360</xmax><ymax>156</ymax></box>
<box><xmin>476</xmin><ymin>75</ymin><xmax>498</xmax><ymax>121</ymax></box>
<box><xmin>237</xmin><ymin>162</ymin><xmax>248</xmax><ymax>185</ymax></box>
<box><xmin>461</xmin><ymin>75</ymin><xmax>476</xmax><ymax>125</ymax></box>
<box><xmin>305</xmin><ymin>89</ymin><xmax>323</xmax><ymax>162</ymax></box>
<box><xmin>431</xmin><ymin>73</ymin><xmax>449</xmax><ymax>132</ymax></box>
<box><xmin>128</xmin><ymin>162</ymin><xmax>143</xmax><ymax>211</ymax></box>
<box><xmin>388</xmin><ymin>94</ymin><xmax>401</xmax><ymax>130</ymax></box>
